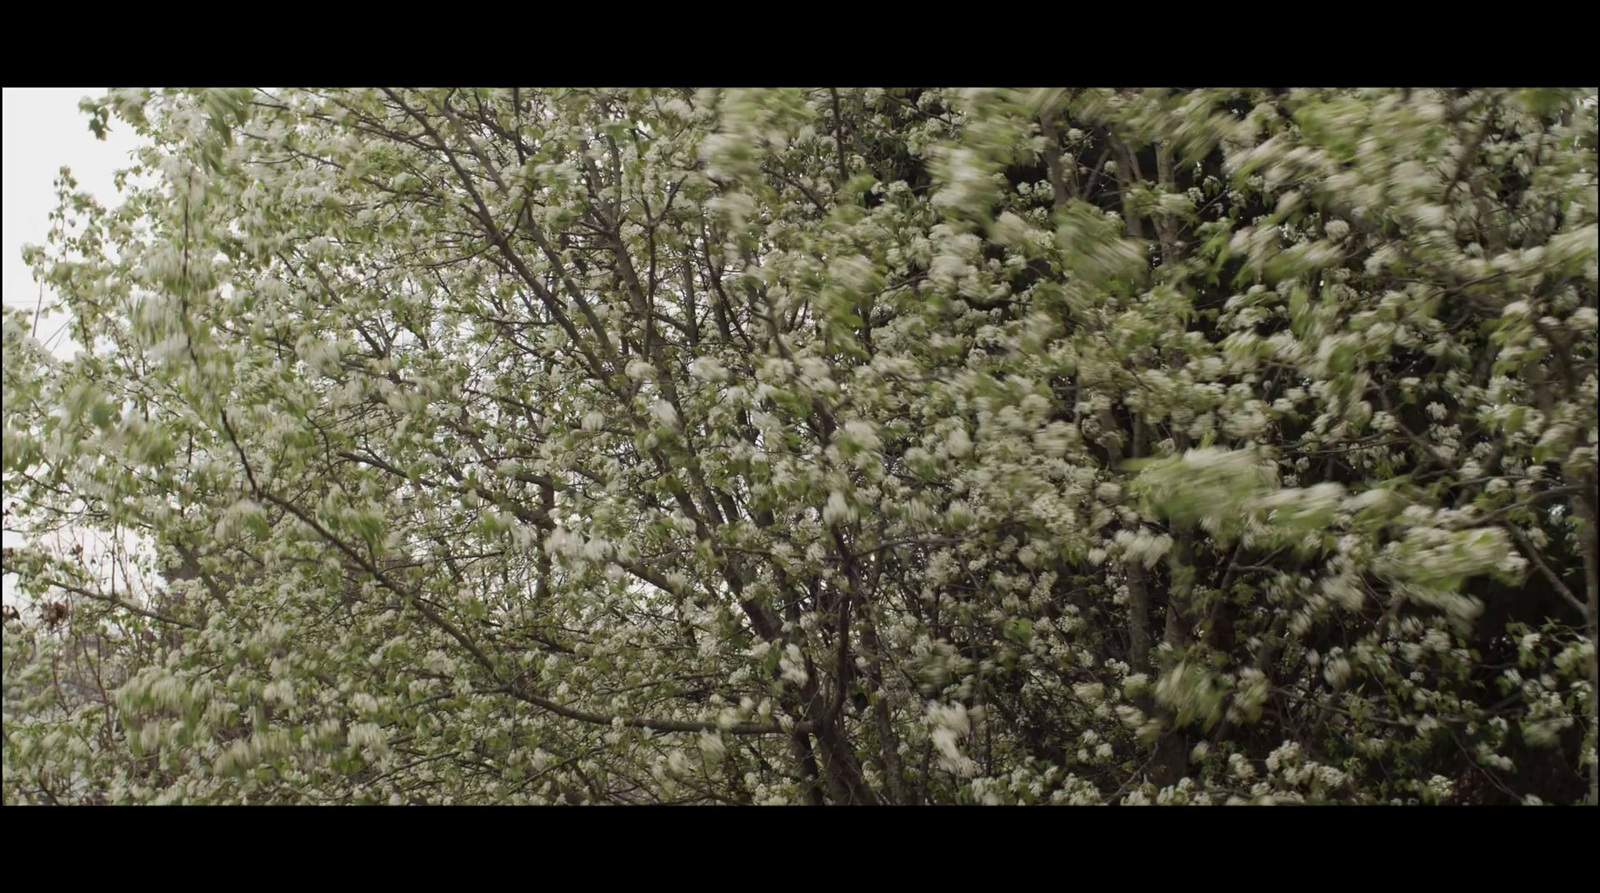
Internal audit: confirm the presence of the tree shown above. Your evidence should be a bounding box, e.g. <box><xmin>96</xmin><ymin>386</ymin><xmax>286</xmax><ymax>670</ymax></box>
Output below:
<box><xmin>3</xmin><ymin>87</ymin><xmax>1596</xmax><ymax>805</ymax></box>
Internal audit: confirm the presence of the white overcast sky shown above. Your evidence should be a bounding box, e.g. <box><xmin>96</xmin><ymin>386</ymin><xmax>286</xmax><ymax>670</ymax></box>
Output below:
<box><xmin>3</xmin><ymin>88</ymin><xmax>145</xmax><ymax>340</ymax></box>
<box><xmin>2</xmin><ymin>88</ymin><xmax>148</xmax><ymax>605</ymax></box>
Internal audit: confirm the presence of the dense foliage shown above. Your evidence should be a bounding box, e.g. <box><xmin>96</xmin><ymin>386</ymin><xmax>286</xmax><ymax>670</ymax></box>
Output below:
<box><xmin>3</xmin><ymin>87</ymin><xmax>1596</xmax><ymax>805</ymax></box>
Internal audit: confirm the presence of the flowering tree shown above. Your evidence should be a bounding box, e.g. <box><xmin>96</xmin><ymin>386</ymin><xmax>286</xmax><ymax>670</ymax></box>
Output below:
<box><xmin>3</xmin><ymin>87</ymin><xmax>1596</xmax><ymax>805</ymax></box>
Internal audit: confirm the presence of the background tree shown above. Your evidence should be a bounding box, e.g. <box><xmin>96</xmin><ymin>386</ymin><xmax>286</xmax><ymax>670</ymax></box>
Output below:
<box><xmin>3</xmin><ymin>87</ymin><xmax>1595</xmax><ymax>805</ymax></box>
